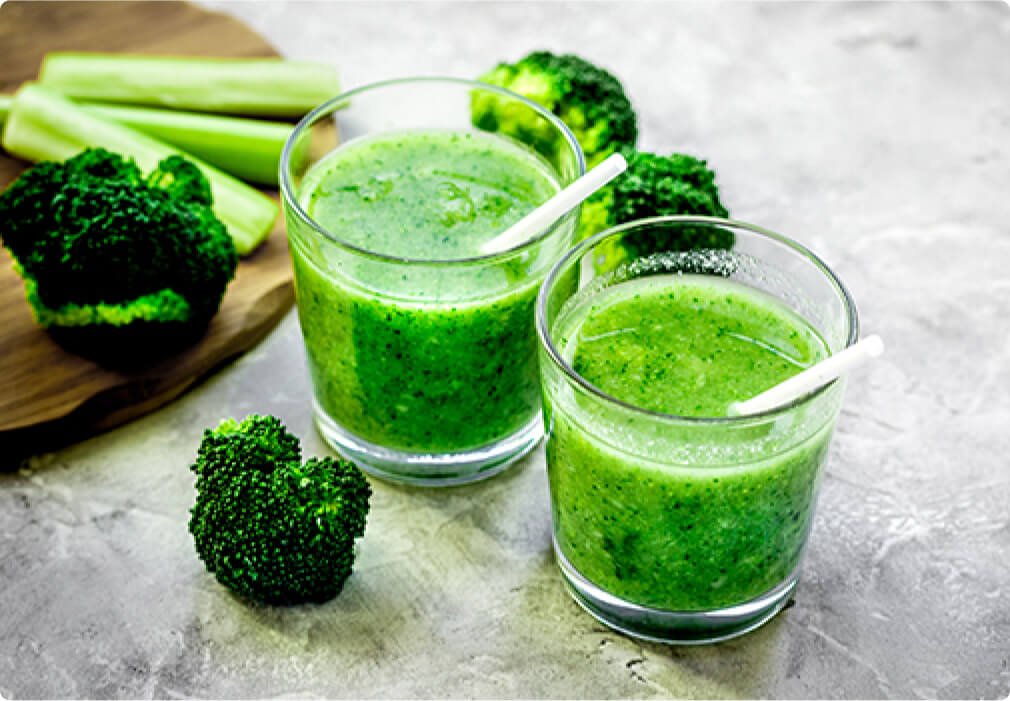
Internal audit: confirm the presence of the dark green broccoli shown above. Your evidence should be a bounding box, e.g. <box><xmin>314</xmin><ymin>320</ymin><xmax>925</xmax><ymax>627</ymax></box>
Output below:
<box><xmin>189</xmin><ymin>415</ymin><xmax>372</xmax><ymax>606</ymax></box>
<box><xmin>580</xmin><ymin>151</ymin><xmax>734</xmax><ymax>265</ymax></box>
<box><xmin>0</xmin><ymin>147</ymin><xmax>237</xmax><ymax>336</ymax></box>
<box><xmin>473</xmin><ymin>51</ymin><xmax>637</xmax><ymax>168</ymax></box>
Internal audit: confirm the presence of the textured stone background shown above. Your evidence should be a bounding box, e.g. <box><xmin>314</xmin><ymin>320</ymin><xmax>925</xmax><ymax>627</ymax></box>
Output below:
<box><xmin>2</xmin><ymin>1</ymin><xmax>1009</xmax><ymax>698</ymax></box>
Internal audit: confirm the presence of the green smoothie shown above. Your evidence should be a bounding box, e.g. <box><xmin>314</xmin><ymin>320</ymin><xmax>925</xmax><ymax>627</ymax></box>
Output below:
<box><xmin>546</xmin><ymin>274</ymin><xmax>836</xmax><ymax>611</ymax></box>
<box><xmin>291</xmin><ymin>129</ymin><xmax>562</xmax><ymax>454</ymax></box>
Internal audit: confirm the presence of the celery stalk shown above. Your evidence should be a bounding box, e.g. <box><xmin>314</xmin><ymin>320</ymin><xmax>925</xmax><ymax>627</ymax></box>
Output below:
<box><xmin>39</xmin><ymin>53</ymin><xmax>340</xmax><ymax>118</ymax></box>
<box><xmin>2</xmin><ymin>94</ymin><xmax>294</xmax><ymax>185</ymax></box>
<box><xmin>80</xmin><ymin>104</ymin><xmax>290</xmax><ymax>185</ymax></box>
<box><xmin>2</xmin><ymin>85</ymin><xmax>277</xmax><ymax>255</ymax></box>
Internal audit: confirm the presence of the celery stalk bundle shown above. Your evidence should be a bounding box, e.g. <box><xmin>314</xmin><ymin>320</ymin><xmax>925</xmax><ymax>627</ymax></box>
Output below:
<box><xmin>1</xmin><ymin>54</ymin><xmax>343</xmax><ymax>254</ymax></box>
<box><xmin>1</xmin><ymin>85</ymin><xmax>278</xmax><ymax>256</ymax></box>
<box><xmin>39</xmin><ymin>53</ymin><xmax>340</xmax><ymax>118</ymax></box>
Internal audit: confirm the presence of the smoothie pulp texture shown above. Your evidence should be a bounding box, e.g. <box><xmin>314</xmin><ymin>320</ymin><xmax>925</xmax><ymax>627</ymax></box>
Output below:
<box><xmin>546</xmin><ymin>274</ymin><xmax>837</xmax><ymax>611</ymax></box>
<box><xmin>292</xmin><ymin>129</ymin><xmax>563</xmax><ymax>454</ymax></box>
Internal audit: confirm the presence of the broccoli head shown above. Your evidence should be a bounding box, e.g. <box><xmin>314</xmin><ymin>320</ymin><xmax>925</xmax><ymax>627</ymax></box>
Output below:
<box><xmin>473</xmin><ymin>51</ymin><xmax>637</xmax><ymax>169</ymax></box>
<box><xmin>580</xmin><ymin>151</ymin><xmax>734</xmax><ymax>264</ymax></box>
<box><xmin>189</xmin><ymin>415</ymin><xmax>372</xmax><ymax>606</ymax></box>
<box><xmin>0</xmin><ymin>148</ymin><xmax>237</xmax><ymax>336</ymax></box>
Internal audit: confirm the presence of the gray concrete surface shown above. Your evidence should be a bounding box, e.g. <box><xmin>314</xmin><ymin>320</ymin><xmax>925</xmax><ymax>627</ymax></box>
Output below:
<box><xmin>2</xmin><ymin>1</ymin><xmax>1009</xmax><ymax>698</ymax></box>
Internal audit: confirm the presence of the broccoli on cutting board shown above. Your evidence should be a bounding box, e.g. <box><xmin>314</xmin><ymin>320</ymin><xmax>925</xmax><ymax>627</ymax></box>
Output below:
<box><xmin>472</xmin><ymin>51</ymin><xmax>637</xmax><ymax>169</ymax></box>
<box><xmin>189</xmin><ymin>415</ymin><xmax>372</xmax><ymax>606</ymax></box>
<box><xmin>2</xmin><ymin>85</ymin><xmax>278</xmax><ymax>255</ymax></box>
<box><xmin>0</xmin><ymin>148</ymin><xmax>237</xmax><ymax>342</ymax></box>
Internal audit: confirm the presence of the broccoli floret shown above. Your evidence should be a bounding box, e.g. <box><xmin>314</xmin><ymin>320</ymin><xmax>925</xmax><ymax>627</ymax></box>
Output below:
<box><xmin>146</xmin><ymin>154</ymin><xmax>214</xmax><ymax>207</ymax></box>
<box><xmin>189</xmin><ymin>415</ymin><xmax>372</xmax><ymax>606</ymax></box>
<box><xmin>0</xmin><ymin>148</ymin><xmax>237</xmax><ymax>337</ymax></box>
<box><xmin>580</xmin><ymin>151</ymin><xmax>734</xmax><ymax>263</ymax></box>
<box><xmin>473</xmin><ymin>51</ymin><xmax>637</xmax><ymax>169</ymax></box>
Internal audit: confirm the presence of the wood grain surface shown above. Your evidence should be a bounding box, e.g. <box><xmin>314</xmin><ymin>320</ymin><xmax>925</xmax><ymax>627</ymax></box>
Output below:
<box><xmin>0</xmin><ymin>1</ymin><xmax>297</xmax><ymax>458</ymax></box>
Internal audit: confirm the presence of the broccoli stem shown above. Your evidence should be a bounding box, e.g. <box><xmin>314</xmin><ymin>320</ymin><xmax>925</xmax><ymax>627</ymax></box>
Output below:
<box><xmin>1</xmin><ymin>85</ymin><xmax>277</xmax><ymax>256</ymax></box>
<box><xmin>39</xmin><ymin>53</ymin><xmax>340</xmax><ymax>118</ymax></box>
<box><xmin>79</xmin><ymin>104</ymin><xmax>290</xmax><ymax>186</ymax></box>
<box><xmin>0</xmin><ymin>95</ymin><xmax>9</xmax><ymax>123</ymax></box>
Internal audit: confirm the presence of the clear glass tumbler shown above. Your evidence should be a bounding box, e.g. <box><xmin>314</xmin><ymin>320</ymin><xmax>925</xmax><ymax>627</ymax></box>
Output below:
<box><xmin>280</xmin><ymin>78</ymin><xmax>584</xmax><ymax>486</ymax></box>
<box><xmin>536</xmin><ymin>216</ymin><xmax>858</xmax><ymax>643</ymax></box>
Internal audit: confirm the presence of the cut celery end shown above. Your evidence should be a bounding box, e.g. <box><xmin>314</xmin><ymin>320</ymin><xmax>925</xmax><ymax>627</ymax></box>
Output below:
<box><xmin>1</xmin><ymin>85</ymin><xmax>277</xmax><ymax>255</ymax></box>
<box><xmin>81</xmin><ymin>103</ymin><xmax>291</xmax><ymax>186</ymax></box>
<box><xmin>39</xmin><ymin>53</ymin><xmax>340</xmax><ymax>118</ymax></box>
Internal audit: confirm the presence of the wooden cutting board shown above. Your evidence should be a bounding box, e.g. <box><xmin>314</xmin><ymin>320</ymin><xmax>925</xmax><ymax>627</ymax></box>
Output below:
<box><xmin>0</xmin><ymin>1</ymin><xmax>297</xmax><ymax>463</ymax></box>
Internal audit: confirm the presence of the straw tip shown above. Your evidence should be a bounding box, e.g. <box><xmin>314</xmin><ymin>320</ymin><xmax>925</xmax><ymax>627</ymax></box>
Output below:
<box><xmin>863</xmin><ymin>334</ymin><xmax>885</xmax><ymax>357</ymax></box>
<box><xmin>478</xmin><ymin>149</ymin><xmax>630</xmax><ymax>256</ymax></box>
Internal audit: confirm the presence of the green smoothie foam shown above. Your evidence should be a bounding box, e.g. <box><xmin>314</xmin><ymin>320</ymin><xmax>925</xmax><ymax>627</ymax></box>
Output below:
<box><xmin>546</xmin><ymin>274</ymin><xmax>836</xmax><ymax>611</ymax></box>
<box><xmin>292</xmin><ymin>129</ymin><xmax>561</xmax><ymax>454</ymax></box>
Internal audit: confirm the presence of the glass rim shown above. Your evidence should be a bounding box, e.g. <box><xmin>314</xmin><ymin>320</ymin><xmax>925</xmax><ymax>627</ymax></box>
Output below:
<box><xmin>535</xmin><ymin>215</ymin><xmax>860</xmax><ymax>424</ymax></box>
<box><xmin>278</xmin><ymin>75</ymin><xmax>587</xmax><ymax>265</ymax></box>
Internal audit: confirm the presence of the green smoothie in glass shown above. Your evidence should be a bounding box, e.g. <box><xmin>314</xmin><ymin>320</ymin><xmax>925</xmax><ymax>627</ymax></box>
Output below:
<box><xmin>282</xmin><ymin>78</ymin><xmax>584</xmax><ymax>486</ymax></box>
<box><xmin>292</xmin><ymin>129</ymin><xmax>562</xmax><ymax>456</ymax></box>
<box><xmin>537</xmin><ymin>216</ymin><xmax>856</xmax><ymax>642</ymax></box>
<box><xmin>548</xmin><ymin>274</ymin><xmax>831</xmax><ymax>611</ymax></box>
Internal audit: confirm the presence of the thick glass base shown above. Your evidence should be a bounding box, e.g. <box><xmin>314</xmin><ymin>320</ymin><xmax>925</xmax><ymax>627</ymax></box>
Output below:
<box><xmin>555</xmin><ymin>542</ymin><xmax>799</xmax><ymax>645</ymax></box>
<box><xmin>313</xmin><ymin>400</ymin><xmax>543</xmax><ymax>486</ymax></box>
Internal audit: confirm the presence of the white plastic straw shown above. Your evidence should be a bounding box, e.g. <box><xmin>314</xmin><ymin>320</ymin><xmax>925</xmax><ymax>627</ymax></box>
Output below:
<box><xmin>728</xmin><ymin>334</ymin><xmax>885</xmax><ymax>416</ymax></box>
<box><xmin>479</xmin><ymin>152</ymin><xmax>628</xmax><ymax>256</ymax></box>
